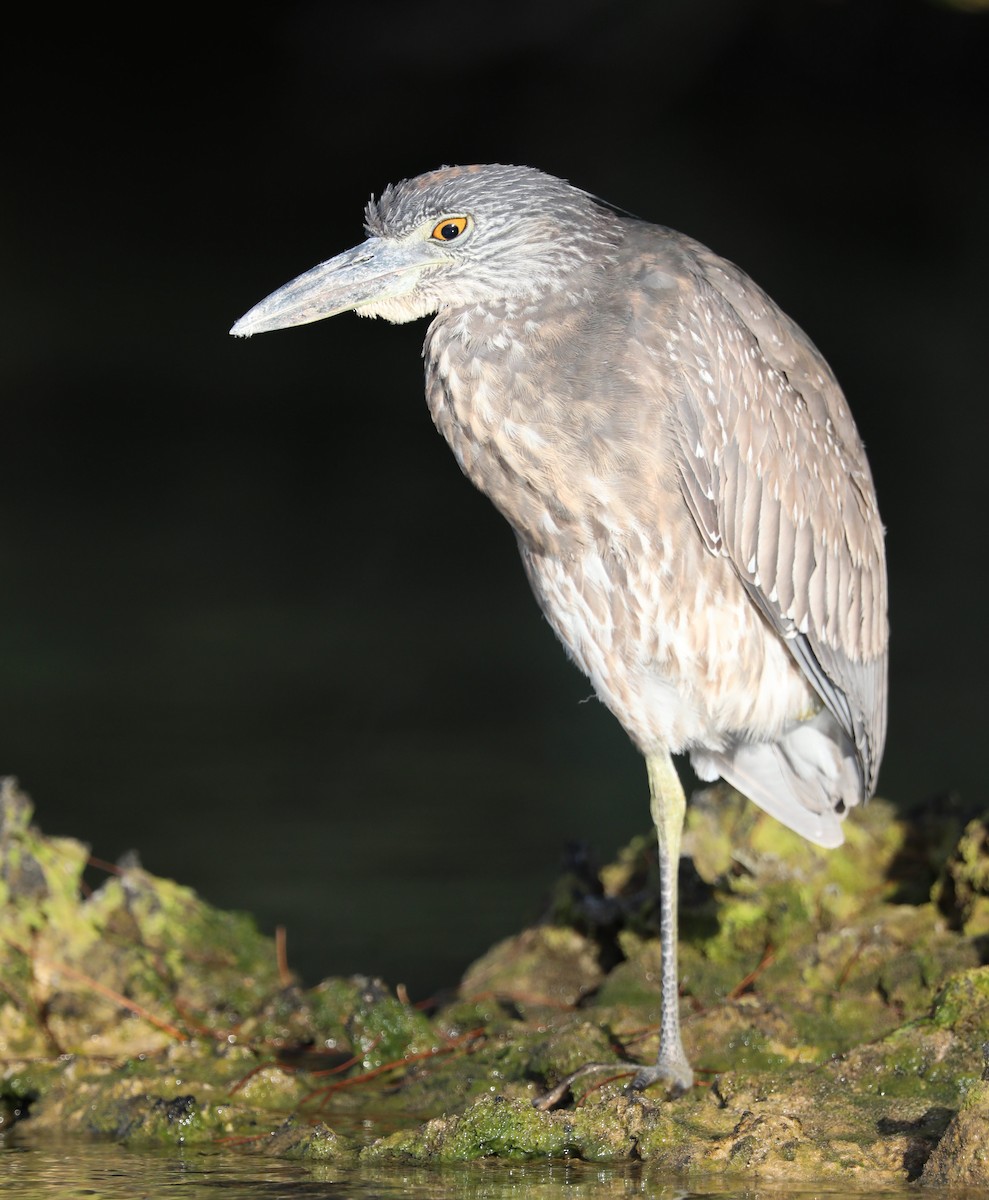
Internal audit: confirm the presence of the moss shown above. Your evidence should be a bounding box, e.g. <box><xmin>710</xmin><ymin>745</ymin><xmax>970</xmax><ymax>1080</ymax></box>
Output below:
<box><xmin>930</xmin><ymin>966</ymin><xmax>989</xmax><ymax>1034</ymax></box>
<box><xmin>257</xmin><ymin>1117</ymin><xmax>361</xmax><ymax>1161</ymax></box>
<box><xmin>361</xmin><ymin>1092</ymin><xmax>651</xmax><ymax>1163</ymax></box>
<box><xmin>934</xmin><ymin>817</ymin><xmax>989</xmax><ymax>935</ymax></box>
<box><xmin>460</xmin><ymin>926</ymin><xmax>604</xmax><ymax>1008</ymax></box>
<box><xmin>5</xmin><ymin>776</ymin><xmax>989</xmax><ymax>1185</ymax></box>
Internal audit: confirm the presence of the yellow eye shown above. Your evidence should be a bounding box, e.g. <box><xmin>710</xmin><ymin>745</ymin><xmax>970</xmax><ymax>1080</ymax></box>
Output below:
<box><xmin>431</xmin><ymin>216</ymin><xmax>469</xmax><ymax>242</ymax></box>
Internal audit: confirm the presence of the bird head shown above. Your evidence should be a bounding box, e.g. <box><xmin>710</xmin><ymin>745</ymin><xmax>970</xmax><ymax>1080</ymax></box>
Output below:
<box><xmin>230</xmin><ymin>164</ymin><xmax>623</xmax><ymax>336</ymax></box>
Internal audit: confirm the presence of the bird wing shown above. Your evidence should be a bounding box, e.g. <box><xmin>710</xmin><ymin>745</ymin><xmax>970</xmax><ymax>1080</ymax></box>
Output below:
<box><xmin>667</xmin><ymin>242</ymin><xmax>888</xmax><ymax>795</ymax></box>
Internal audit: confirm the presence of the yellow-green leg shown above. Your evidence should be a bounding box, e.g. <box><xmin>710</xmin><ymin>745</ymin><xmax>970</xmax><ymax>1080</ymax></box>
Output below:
<box><xmin>632</xmin><ymin>749</ymin><xmax>694</xmax><ymax>1094</ymax></box>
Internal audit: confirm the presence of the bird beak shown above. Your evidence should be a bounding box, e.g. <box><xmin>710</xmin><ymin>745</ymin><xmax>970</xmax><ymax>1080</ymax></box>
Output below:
<box><xmin>229</xmin><ymin>237</ymin><xmax>439</xmax><ymax>337</ymax></box>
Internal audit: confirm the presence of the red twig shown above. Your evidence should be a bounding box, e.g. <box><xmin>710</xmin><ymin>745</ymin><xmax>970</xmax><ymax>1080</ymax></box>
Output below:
<box><xmin>299</xmin><ymin>1027</ymin><xmax>486</xmax><ymax>1110</ymax></box>
<box><xmin>728</xmin><ymin>942</ymin><xmax>776</xmax><ymax>1000</ymax></box>
<box><xmin>2</xmin><ymin>935</ymin><xmax>189</xmax><ymax>1042</ymax></box>
<box><xmin>275</xmin><ymin>925</ymin><xmax>292</xmax><ymax>987</ymax></box>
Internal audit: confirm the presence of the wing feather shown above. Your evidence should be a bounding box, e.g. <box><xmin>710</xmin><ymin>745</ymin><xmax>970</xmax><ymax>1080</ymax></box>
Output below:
<box><xmin>774</xmin><ymin>503</ymin><xmax>797</xmax><ymax>615</ymax></box>
<box><xmin>738</xmin><ymin>470</ymin><xmax>762</xmax><ymax>580</ymax></box>
<box><xmin>757</xmin><ymin>473</ymin><xmax>780</xmax><ymax>594</ymax></box>
<box><xmin>668</xmin><ymin>241</ymin><xmax>888</xmax><ymax>796</ymax></box>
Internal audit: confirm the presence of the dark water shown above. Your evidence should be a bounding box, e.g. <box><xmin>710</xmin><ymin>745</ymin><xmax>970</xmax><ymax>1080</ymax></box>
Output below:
<box><xmin>0</xmin><ymin>1135</ymin><xmax>938</xmax><ymax>1200</ymax></box>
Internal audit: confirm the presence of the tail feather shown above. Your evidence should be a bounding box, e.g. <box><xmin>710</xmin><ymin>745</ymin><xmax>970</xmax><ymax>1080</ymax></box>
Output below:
<box><xmin>690</xmin><ymin>711</ymin><xmax>863</xmax><ymax>849</ymax></box>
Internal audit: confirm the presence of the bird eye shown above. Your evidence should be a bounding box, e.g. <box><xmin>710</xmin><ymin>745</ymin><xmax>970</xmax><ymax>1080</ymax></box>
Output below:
<box><xmin>431</xmin><ymin>216</ymin><xmax>469</xmax><ymax>242</ymax></box>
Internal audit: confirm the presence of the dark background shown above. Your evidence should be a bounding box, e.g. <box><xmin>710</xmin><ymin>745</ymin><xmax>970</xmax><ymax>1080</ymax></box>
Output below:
<box><xmin>4</xmin><ymin>0</ymin><xmax>987</xmax><ymax>997</ymax></box>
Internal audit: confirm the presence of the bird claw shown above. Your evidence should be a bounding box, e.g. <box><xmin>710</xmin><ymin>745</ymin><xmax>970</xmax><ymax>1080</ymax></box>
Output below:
<box><xmin>531</xmin><ymin>1062</ymin><xmax>632</xmax><ymax>1111</ymax></box>
<box><xmin>630</xmin><ymin>1058</ymin><xmax>694</xmax><ymax>1097</ymax></box>
<box><xmin>532</xmin><ymin>1055</ymin><xmax>694</xmax><ymax>1110</ymax></box>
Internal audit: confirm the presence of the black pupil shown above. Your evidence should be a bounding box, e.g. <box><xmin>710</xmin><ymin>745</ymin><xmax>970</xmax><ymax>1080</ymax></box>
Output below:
<box><xmin>439</xmin><ymin>222</ymin><xmax>461</xmax><ymax>240</ymax></box>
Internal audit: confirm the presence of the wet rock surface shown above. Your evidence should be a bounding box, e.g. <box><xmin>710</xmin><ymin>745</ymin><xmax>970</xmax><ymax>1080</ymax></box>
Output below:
<box><xmin>2</xmin><ymin>776</ymin><xmax>989</xmax><ymax>1186</ymax></box>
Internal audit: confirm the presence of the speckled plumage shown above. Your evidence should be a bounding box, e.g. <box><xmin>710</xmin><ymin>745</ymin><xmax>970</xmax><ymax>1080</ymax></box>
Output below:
<box><xmin>421</xmin><ymin>202</ymin><xmax>886</xmax><ymax>848</ymax></box>
<box><xmin>231</xmin><ymin>163</ymin><xmax>889</xmax><ymax>1095</ymax></box>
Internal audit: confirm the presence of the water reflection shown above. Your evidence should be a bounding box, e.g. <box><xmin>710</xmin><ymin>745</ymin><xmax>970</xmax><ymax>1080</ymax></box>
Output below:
<box><xmin>0</xmin><ymin>1134</ymin><xmax>928</xmax><ymax>1200</ymax></box>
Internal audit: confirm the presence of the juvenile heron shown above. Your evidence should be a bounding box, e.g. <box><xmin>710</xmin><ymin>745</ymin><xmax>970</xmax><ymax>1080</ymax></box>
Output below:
<box><xmin>231</xmin><ymin>164</ymin><xmax>888</xmax><ymax>1095</ymax></box>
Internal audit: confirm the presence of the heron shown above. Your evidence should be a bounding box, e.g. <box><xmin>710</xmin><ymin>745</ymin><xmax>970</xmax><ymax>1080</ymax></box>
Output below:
<box><xmin>231</xmin><ymin>164</ymin><xmax>888</xmax><ymax>1095</ymax></box>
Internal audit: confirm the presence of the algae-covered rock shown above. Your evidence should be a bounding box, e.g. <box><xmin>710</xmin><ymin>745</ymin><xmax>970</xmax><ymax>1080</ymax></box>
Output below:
<box><xmin>4</xmin><ymin>774</ymin><xmax>989</xmax><ymax>1188</ymax></box>
<box><xmin>933</xmin><ymin>814</ymin><xmax>989</xmax><ymax>936</ymax></box>
<box><xmin>460</xmin><ymin>925</ymin><xmax>604</xmax><ymax>1008</ymax></box>
<box><xmin>0</xmin><ymin>776</ymin><xmax>285</xmax><ymax>1060</ymax></box>
<box><xmin>922</xmin><ymin>1072</ymin><xmax>989</xmax><ymax>1186</ymax></box>
<box><xmin>360</xmin><ymin>1091</ymin><xmax>658</xmax><ymax>1163</ymax></box>
<box><xmin>0</xmin><ymin>779</ymin><xmax>442</xmax><ymax>1146</ymax></box>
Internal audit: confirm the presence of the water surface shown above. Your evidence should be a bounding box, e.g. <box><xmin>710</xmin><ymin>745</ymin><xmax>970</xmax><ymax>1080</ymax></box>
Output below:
<box><xmin>0</xmin><ymin>1135</ymin><xmax>936</xmax><ymax>1200</ymax></box>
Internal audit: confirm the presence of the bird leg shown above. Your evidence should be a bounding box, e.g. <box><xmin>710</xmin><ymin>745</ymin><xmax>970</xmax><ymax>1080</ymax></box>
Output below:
<box><xmin>531</xmin><ymin>749</ymin><xmax>694</xmax><ymax>1110</ymax></box>
<box><xmin>631</xmin><ymin>749</ymin><xmax>694</xmax><ymax>1095</ymax></box>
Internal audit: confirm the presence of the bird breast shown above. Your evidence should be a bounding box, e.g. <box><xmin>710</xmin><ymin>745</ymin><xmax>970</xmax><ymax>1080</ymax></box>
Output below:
<box><xmin>422</xmin><ymin>288</ymin><xmax>819</xmax><ymax>754</ymax></box>
<box><xmin>423</xmin><ymin>284</ymin><xmax>679</xmax><ymax>554</ymax></box>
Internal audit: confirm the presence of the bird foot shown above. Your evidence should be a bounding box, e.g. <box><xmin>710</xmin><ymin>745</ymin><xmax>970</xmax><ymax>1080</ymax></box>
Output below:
<box><xmin>630</xmin><ymin>1056</ymin><xmax>694</xmax><ymax>1097</ymax></box>
<box><xmin>532</xmin><ymin>1055</ymin><xmax>693</xmax><ymax>1110</ymax></box>
<box><xmin>531</xmin><ymin>1062</ymin><xmax>631</xmax><ymax>1111</ymax></box>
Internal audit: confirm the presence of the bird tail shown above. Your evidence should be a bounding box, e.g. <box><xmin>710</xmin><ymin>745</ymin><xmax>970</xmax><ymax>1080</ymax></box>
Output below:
<box><xmin>689</xmin><ymin>711</ymin><xmax>863</xmax><ymax>849</ymax></box>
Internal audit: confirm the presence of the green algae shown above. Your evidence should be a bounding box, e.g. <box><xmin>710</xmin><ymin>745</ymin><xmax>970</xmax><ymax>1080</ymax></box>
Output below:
<box><xmin>3</xmin><ymin>775</ymin><xmax>989</xmax><ymax>1187</ymax></box>
<box><xmin>305</xmin><ymin>976</ymin><xmax>438</xmax><ymax>1071</ymax></box>
<box><xmin>934</xmin><ymin>816</ymin><xmax>989</xmax><ymax>936</ymax></box>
